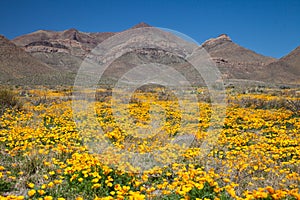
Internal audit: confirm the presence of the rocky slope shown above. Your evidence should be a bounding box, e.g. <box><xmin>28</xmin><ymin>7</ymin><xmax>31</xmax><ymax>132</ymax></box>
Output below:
<box><xmin>0</xmin><ymin>35</ymin><xmax>57</xmax><ymax>84</ymax></box>
<box><xmin>13</xmin><ymin>29</ymin><xmax>115</xmax><ymax>57</ymax></box>
<box><xmin>0</xmin><ymin>23</ymin><xmax>298</xmax><ymax>85</ymax></box>
<box><xmin>202</xmin><ymin>34</ymin><xmax>277</xmax><ymax>80</ymax></box>
<box><xmin>11</xmin><ymin>23</ymin><xmax>152</xmax><ymax>74</ymax></box>
<box><xmin>12</xmin><ymin>28</ymin><xmax>116</xmax><ymax>73</ymax></box>
<box><xmin>259</xmin><ymin>46</ymin><xmax>300</xmax><ymax>84</ymax></box>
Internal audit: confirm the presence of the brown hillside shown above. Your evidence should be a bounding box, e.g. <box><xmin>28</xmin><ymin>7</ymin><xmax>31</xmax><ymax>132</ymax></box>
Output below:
<box><xmin>1</xmin><ymin>23</ymin><xmax>298</xmax><ymax>86</ymax></box>
<box><xmin>259</xmin><ymin>46</ymin><xmax>300</xmax><ymax>84</ymax></box>
<box><xmin>0</xmin><ymin>35</ymin><xmax>55</xmax><ymax>84</ymax></box>
<box><xmin>201</xmin><ymin>34</ymin><xmax>277</xmax><ymax>80</ymax></box>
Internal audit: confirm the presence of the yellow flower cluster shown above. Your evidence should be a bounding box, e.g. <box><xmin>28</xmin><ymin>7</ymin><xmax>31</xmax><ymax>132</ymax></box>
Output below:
<box><xmin>0</xmin><ymin>88</ymin><xmax>299</xmax><ymax>199</ymax></box>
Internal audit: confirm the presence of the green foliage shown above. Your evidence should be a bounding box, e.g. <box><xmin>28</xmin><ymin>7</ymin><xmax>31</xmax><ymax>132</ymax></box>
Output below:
<box><xmin>0</xmin><ymin>179</ymin><xmax>15</xmax><ymax>193</ymax></box>
<box><xmin>157</xmin><ymin>193</ymin><xmax>183</xmax><ymax>200</ymax></box>
<box><xmin>187</xmin><ymin>182</ymin><xmax>217</xmax><ymax>199</ymax></box>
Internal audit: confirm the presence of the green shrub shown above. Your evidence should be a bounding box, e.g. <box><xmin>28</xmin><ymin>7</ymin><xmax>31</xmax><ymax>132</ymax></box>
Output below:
<box><xmin>0</xmin><ymin>179</ymin><xmax>15</xmax><ymax>193</ymax></box>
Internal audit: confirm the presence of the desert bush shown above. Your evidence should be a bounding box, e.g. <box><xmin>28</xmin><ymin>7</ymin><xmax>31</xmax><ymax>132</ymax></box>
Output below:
<box><xmin>229</xmin><ymin>95</ymin><xmax>300</xmax><ymax>115</ymax></box>
<box><xmin>0</xmin><ymin>89</ymin><xmax>22</xmax><ymax>115</ymax></box>
<box><xmin>286</xmin><ymin>99</ymin><xmax>300</xmax><ymax>115</ymax></box>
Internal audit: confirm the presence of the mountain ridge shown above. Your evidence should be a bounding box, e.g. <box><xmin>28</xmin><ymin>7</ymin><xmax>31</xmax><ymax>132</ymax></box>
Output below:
<box><xmin>0</xmin><ymin>23</ymin><xmax>299</xmax><ymax>85</ymax></box>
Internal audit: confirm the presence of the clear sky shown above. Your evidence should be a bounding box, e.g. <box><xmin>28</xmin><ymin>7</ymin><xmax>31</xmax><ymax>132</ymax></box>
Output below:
<box><xmin>0</xmin><ymin>0</ymin><xmax>299</xmax><ymax>58</ymax></box>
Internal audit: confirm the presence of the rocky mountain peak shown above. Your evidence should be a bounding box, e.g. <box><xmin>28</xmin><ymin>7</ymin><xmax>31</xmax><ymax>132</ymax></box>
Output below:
<box><xmin>62</xmin><ymin>28</ymin><xmax>80</xmax><ymax>41</ymax></box>
<box><xmin>201</xmin><ymin>34</ymin><xmax>232</xmax><ymax>47</ymax></box>
<box><xmin>216</xmin><ymin>34</ymin><xmax>231</xmax><ymax>40</ymax></box>
<box><xmin>63</xmin><ymin>28</ymin><xmax>79</xmax><ymax>34</ymax></box>
<box><xmin>0</xmin><ymin>34</ymin><xmax>17</xmax><ymax>47</ymax></box>
<box><xmin>130</xmin><ymin>22</ymin><xmax>152</xmax><ymax>29</ymax></box>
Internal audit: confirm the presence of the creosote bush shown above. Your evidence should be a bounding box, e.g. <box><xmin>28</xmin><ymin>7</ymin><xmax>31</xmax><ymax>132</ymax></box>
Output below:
<box><xmin>0</xmin><ymin>89</ymin><xmax>22</xmax><ymax>115</ymax></box>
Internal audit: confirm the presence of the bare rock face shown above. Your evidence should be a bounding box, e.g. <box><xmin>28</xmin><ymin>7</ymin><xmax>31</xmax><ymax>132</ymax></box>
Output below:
<box><xmin>12</xmin><ymin>30</ymin><xmax>56</xmax><ymax>46</ymax></box>
<box><xmin>14</xmin><ymin>29</ymin><xmax>112</xmax><ymax>58</ymax></box>
<box><xmin>62</xmin><ymin>28</ymin><xmax>81</xmax><ymax>41</ymax></box>
<box><xmin>202</xmin><ymin>34</ymin><xmax>232</xmax><ymax>48</ymax></box>
<box><xmin>10</xmin><ymin>28</ymin><xmax>117</xmax><ymax>78</ymax></box>
<box><xmin>25</xmin><ymin>41</ymin><xmax>69</xmax><ymax>53</ymax></box>
<box><xmin>130</xmin><ymin>22</ymin><xmax>152</xmax><ymax>29</ymax></box>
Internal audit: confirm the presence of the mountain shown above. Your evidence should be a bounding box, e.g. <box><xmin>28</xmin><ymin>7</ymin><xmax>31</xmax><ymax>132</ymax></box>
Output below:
<box><xmin>259</xmin><ymin>46</ymin><xmax>300</xmax><ymax>84</ymax></box>
<box><xmin>12</xmin><ymin>29</ymin><xmax>116</xmax><ymax>72</ymax></box>
<box><xmin>13</xmin><ymin>29</ymin><xmax>115</xmax><ymax>52</ymax></box>
<box><xmin>11</xmin><ymin>22</ymin><xmax>152</xmax><ymax>74</ymax></box>
<box><xmin>201</xmin><ymin>34</ymin><xmax>277</xmax><ymax>80</ymax></box>
<box><xmin>130</xmin><ymin>22</ymin><xmax>152</xmax><ymax>29</ymax></box>
<box><xmin>0</xmin><ymin>23</ymin><xmax>299</xmax><ymax>86</ymax></box>
<box><xmin>0</xmin><ymin>35</ymin><xmax>57</xmax><ymax>84</ymax></box>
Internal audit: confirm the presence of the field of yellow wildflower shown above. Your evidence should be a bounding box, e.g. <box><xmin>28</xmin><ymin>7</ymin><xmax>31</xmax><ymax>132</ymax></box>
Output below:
<box><xmin>0</xmin><ymin>86</ymin><xmax>299</xmax><ymax>200</ymax></box>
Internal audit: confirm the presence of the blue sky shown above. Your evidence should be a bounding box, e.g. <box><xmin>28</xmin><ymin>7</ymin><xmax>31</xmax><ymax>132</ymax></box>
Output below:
<box><xmin>0</xmin><ymin>0</ymin><xmax>299</xmax><ymax>58</ymax></box>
